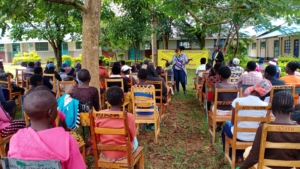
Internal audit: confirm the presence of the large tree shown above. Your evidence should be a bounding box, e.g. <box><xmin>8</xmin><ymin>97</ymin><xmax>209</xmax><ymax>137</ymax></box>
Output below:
<box><xmin>3</xmin><ymin>1</ymin><xmax>82</xmax><ymax>69</ymax></box>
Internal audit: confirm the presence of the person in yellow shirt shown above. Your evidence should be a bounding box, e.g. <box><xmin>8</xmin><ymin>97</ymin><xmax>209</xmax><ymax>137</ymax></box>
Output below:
<box><xmin>280</xmin><ymin>62</ymin><xmax>300</xmax><ymax>105</ymax></box>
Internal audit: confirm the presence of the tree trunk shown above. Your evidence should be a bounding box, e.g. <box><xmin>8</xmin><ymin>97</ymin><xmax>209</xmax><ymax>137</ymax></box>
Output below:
<box><xmin>81</xmin><ymin>0</ymin><xmax>101</xmax><ymax>91</ymax></box>
<box><xmin>151</xmin><ymin>18</ymin><xmax>157</xmax><ymax>66</ymax></box>
<box><xmin>49</xmin><ymin>40</ymin><xmax>62</xmax><ymax>70</ymax></box>
<box><xmin>223</xmin><ymin>25</ymin><xmax>233</xmax><ymax>55</ymax></box>
<box><xmin>162</xmin><ymin>34</ymin><xmax>169</xmax><ymax>49</ymax></box>
<box><xmin>233</xmin><ymin>25</ymin><xmax>240</xmax><ymax>58</ymax></box>
<box><xmin>195</xmin><ymin>33</ymin><xmax>205</xmax><ymax>49</ymax></box>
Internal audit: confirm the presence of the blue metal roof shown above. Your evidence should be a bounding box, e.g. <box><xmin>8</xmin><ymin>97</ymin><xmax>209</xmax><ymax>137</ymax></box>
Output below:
<box><xmin>257</xmin><ymin>24</ymin><xmax>300</xmax><ymax>39</ymax></box>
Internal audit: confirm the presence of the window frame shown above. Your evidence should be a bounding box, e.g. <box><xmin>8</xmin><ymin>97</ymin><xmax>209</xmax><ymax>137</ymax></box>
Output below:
<box><xmin>260</xmin><ymin>42</ymin><xmax>266</xmax><ymax>49</ymax></box>
<box><xmin>35</xmin><ymin>42</ymin><xmax>48</xmax><ymax>51</ymax></box>
<box><xmin>0</xmin><ymin>44</ymin><xmax>4</xmax><ymax>52</ymax></box>
<box><xmin>75</xmin><ymin>42</ymin><xmax>82</xmax><ymax>49</ymax></box>
<box><xmin>284</xmin><ymin>40</ymin><xmax>291</xmax><ymax>53</ymax></box>
<box><xmin>178</xmin><ymin>41</ymin><xmax>191</xmax><ymax>49</ymax></box>
<box><xmin>252</xmin><ymin>43</ymin><xmax>256</xmax><ymax>49</ymax></box>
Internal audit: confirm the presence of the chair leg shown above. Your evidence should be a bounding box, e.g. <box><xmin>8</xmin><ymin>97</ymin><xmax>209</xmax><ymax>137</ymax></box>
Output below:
<box><xmin>212</xmin><ymin>120</ymin><xmax>216</xmax><ymax>143</ymax></box>
<box><xmin>81</xmin><ymin>145</ymin><xmax>86</xmax><ymax>163</ymax></box>
<box><xmin>224</xmin><ymin>138</ymin><xmax>229</xmax><ymax>162</ymax></box>
<box><xmin>231</xmin><ymin>148</ymin><xmax>236</xmax><ymax>169</ymax></box>
<box><xmin>138</xmin><ymin>152</ymin><xmax>145</xmax><ymax>169</ymax></box>
<box><xmin>136</xmin><ymin>124</ymin><xmax>140</xmax><ymax>135</ymax></box>
<box><xmin>154</xmin><ymin>118</ymin><xmax>159</xmax><ymax>144</ymax></box>
<box><xmin>18</xmin><ymin>94</ymin><xmax>21</xmax><ymax>106</ymax></box>
<box><xmin>0</xmin><ymin>144</ymin><xmax>6</xmax><ymax>158</ymax></box>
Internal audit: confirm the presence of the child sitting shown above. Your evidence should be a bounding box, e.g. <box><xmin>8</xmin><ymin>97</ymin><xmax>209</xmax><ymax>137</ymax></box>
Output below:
<box><xmin>8</xmin><ymin>90</ymin><xmax>85</xmax><ymax>168</ymax></box>
<box><xmin>241</xmin><ymin>91</ymin><xmax>300</xmax><ymax>169</ymax></box>
<box><xmin>96</xmin><ymin>86</ymin><xmax>138</xmax><ymax>161</ymax></box>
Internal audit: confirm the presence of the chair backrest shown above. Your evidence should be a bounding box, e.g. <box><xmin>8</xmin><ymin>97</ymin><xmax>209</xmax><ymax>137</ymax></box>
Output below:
<box><xmin>146</xmin><ymin>80</ymin><xmax>163</xmax><ymax>105</ymax></box>
<box><xmin>130</xmin><ymin>73</ymin><xmax>137</xmax><ymax>76</ymax></box>
<box><xmin>105</xmin><ymin>78</ymin><xmax>124</xmax><ymax>92</ymax></box>
<box><xmin>0</xmin><ymin>75</ymin><xmax>13</xmax><ymax>93</ymax></box>
<box><xmin>131</xmin><ymin>85</ymin><xmax>156</xmax><ymax>117</ymax></box>
<box><xmin>197</xmin><ymin>70</ymin><xmax>206</xmax><ymax>84</ymax></box>
<box><xmin>230</xmin><ymin>70</ymin><xmax>243</xmax><ymax>84</ymax></box>
<box><xmin>23</xmin><ymin>72</ymin><xmax>33</xmax><ymax>87</ymax></box>
<box><xmin>1</xmin><ymin>158</ymin><xmax>62</xmax><ymax>169</ymax></box>
<box><xmin>57</xmin><ymin>80</ymin><xmax>76</xmax><ymax>97</ymax></box>
<box><xmin>15</xmin><ymin>69</ymin><xmax>24</xmax><ymax>86</ymax></box>
<box><xmin>25</xmin><ymin>77</ymin><xmax>30</xmax><ymax>90</ymax></box>
<box><xmin>232</xmin><ymin>102</ymin><xmax>271</xmax><ymax>143</ymax></box>
<box><xmin>257</xmin><ymin>124</ymin><xmax>300</xmax><ymax>169</ymax></box>
<box><xmin>211</xmin><ymin>88</ymin><xmax>242</xmax><ymax>116</ymax></box>
<box><xmin>269</xmin><ymin>85</ymin><xmax>295</xmax><ymax>103</ymax></box>
<box><xmin>89</xmin><ymin>111</ymin><xmax>134</xmax><ymax>167</ymax></box>
<box><xmin>24</xmin><ymin>111</ymin><xmax>60</xmax><ymax>126</ymax></box>
<box><xmin>43</xmin><ymin>73</ymin><xmax>57</xmax><ymax>92</ymax></box>
<box><xmin>127</xmin><ymin>76</ymin><xmax>133</xmax><ymax>91</ymax></box>
<box><xmin>160</xmin><ymin>73</ymin><xmax>167</xmax><ymax>82</ymax></box>
<box><xmin>295</xmin><ymin>85</ymin><xmax>300</xmax><ymax>95</ymax></box>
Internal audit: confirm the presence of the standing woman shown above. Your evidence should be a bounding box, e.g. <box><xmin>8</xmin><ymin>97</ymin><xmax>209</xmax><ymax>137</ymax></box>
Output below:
<box><xmin>162</xmin><ymin>47</ymin><xmax>192</xmax><ymax>94</ymax></box>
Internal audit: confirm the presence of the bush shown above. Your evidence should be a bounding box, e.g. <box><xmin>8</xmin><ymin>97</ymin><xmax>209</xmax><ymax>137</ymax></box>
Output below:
<box><xmin>224</xmin><ymin>54</ymin><xmax>258</xmax><ymax>69</ymax></box>
<box><xmin>12</xmin><ymin>51</ymin><xmax>42</xmax><ymax>64</ymax></box>
<box><xmin>277</xmin><ymin>56</ymin><xmax>300</xmax><ymax>77</ymax></box>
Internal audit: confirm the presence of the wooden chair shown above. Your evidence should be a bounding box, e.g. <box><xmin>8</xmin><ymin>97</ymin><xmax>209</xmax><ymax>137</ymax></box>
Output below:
<box><xmin>146</xmin><ymin>80</ymin><xmax>165</xmax><ymax>119</ymax></box>
<box><xmin>22</xmin><ymin>72</ymin><xmax>33</xmax><ymax>89</ymax></box>
<box><xmin>2</xmin><ymin>158</ymin><xmax>62</xmax><ymax>169</ymax></box>
<box><xmin>208</xmin><ymin>88</ymin><xmax>242</xmax><ymax>143</ymax></box>
<box><xmin>0</xmin><ymin>135</ymin><xmax>13</xmax><ymax>158</ymax></box>
<box><xmin>105</xmin><ymin>78</ymin><xmax>129</xmax><ymax>111</ymax></box>
<box><xmin>224</xmin><ymin>103</ymin><xmax>271</xmax><ymax>169</ymax></box>
<box><xmin>89</xmin><ymin>110</ymin><xmax>145</xmax><ymax>168</ymax></box>
<box><xmin>230</xmin><ymin>70</ymin><xmax>243</xmax><ymax>84</ymax></box>
<box><xmin>269</xmin><ymin>85</ymin><xmax>295</xmax><ymax>104</ymax></box>
<box><xmin>131</xmin><ymin>85</ymin><xmax>160</xmax><ymax>144</ymax></box>
<box><xmin>253</xmin><ymin>124</ymin><xmax>300</xmax><ymax>169</ymax></box>
<box><xmin>57</xmin><ymin>80</ymin><xmax>76</xmax><ymax>98</ymax></box>
<box><xmin>24</xmin><ymin>77</ymin><xmax>30</xmax><ymax>91</ymax></box>
<box><xmin>204</xmin><ymin>83</ymin><xmax>214</xmax><ymax>121</ymax></box>
<box><xmin>200</xmin><ymin>72</ymin><xmax>209</xmax><ymax>108</ymax></box>
<box><xmin>127</xmin><ymin>76</ymin><xmax>133</xmax><ymax>92</ymax></box>
<box><xmin>15</xmin><ymin>69</ymin><xmax>24</xmax><ymax>87</ymax></box>
<box><xmin>43</xmin><ymin>73</ymin><xmax>57</xmax><ymax>92</ymax></box>
<box><xmin>196</xmin><ymin>70</ymin><xmax>206</xmax><ymax>99</ymax></box>
<box><xmin>0</xmin><ymin>75</ymin><xmax>22</xmax><ymax>106</ymax></box>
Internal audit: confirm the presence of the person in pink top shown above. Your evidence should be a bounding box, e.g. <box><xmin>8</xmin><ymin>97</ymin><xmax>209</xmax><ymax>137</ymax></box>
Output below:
<box><xmin>96</xmin><ymin>86</ymin><xmax>138</xmax><ymax>161</ymax></box>
<box><xmin>8</xmin><ymin>90</ymin><xmax>85</xmax><ymax>169</ymax></box>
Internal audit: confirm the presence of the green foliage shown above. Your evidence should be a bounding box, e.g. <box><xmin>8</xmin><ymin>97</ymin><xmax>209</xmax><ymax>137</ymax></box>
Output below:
<box><xmin>278</xmin><ymin>56</ymin><xmax>300</xmax><ymax>76</ymax></box>
<box><xmin>102</xmin><ymin>57</ymin><xmax>114</xmax><ymax>66</ymax></box>
<box><xmin>224</xmin><ymin>54</ymin><xmax>258</xmax><ymax>69</ymax></box>
<box><xmin>12</xmin><ymin>51</ymin><xmax>42</xmax><ymax>64</ymax></box>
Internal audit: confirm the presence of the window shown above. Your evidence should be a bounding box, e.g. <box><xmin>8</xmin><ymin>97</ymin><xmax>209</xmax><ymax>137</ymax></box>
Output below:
<box><xmin>284</xmin><ymin>40</ymin><xmax>291</xmax><ymax>53</ymax></box>
<box><xmin>0</xmin><ymin>44</ymin><xmax>4</xmax><ymax>52</ymax></box>
<box><xmin>145</xmin><ymin>44</ymin><xmax>151</xmax><ymax>50</ymax></box>
<box><xmin>178</xmin><ymin>41</ymin><xmax>191</xmax><ymax>49</ymax></box>
<box><xmin>252</xmin><ymin>43</ymin><xmax>256</xmax><ymax>49</ymax></box>
<box><xmin>35</xmin><ymin>42</ymin><xmax>48</xmax><ymax>51</ymax></box>
<box><xmin>260</xmin><ymin>42</ymin><xmax>266</xmax><ymax>48</ymax></box>
<box><xmin>76</xmin><ymin>42</ymin><xmax>82</xmax><ymax>49</ymax></box>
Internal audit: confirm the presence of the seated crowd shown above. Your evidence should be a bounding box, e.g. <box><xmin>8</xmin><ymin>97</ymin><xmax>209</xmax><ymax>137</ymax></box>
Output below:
<box><xmin>1</xmin><ymin>56</ymin><xmax>300</xmax><ymax>169</ymax></box>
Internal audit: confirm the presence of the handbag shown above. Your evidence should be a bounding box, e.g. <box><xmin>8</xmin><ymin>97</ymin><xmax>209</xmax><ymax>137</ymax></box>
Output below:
<box><xmin>78</xmin><ymin>101</ymin><xmax>92</xmax><ymax>126</ymax></box>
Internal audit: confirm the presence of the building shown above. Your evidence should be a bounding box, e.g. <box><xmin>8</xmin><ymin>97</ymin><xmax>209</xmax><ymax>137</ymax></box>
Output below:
<box><xmin>247</xmin><ymin>23</ymin><xmax>300</xmax><ymax>59</ymax></box>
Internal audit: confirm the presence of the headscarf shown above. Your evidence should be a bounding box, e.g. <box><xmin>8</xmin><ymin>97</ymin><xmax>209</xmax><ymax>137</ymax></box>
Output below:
<box><xmin>63</xmin><ymin>60</ymin><xmax>71</xmax><ymax>67</ymax></box>
<box><xmin>146</xmin><ymin>65</ymin><xmax>158</xmax><ymax>77</ymax></box>
<box><xmin>34</xmin><ymin>61</ymin><xmax>41</xmax><ymax>67</ymax></box>
<box><xmin>243</xmin><ymin>79</ymin><xmax>272</xmax><ymax>97</ymax></box>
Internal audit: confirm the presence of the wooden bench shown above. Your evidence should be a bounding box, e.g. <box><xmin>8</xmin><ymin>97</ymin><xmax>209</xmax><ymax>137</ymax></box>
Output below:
<box><xmin>224</xmin><ymin>103</ymin><xmax>271</xmax><ymax>169</ymax></box>
<box><xmin>0</xmin><ymin>75</ymin><xmax>22</xmax><ymax>106</ymax></box>
<box><xmin>89</xmin><ymin>110</ymin><xmax>145</xmax><ymax>168</ymax></box>
<box><xmin>208</xmin><ymin>88</ymin><xmax>242</xmax><ymax>143</ymax></box>
<box><xmin>131</xmin><ymin>85</ymin><xmax>160</xmax><ymax>144</ymax></box>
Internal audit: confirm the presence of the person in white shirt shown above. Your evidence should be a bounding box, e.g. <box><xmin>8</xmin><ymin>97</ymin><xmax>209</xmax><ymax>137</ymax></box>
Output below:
<box><xmin>221</xmin><ymin>79</ymin><xmax>272</xmax><ymax>157</ymax></box>
<box><xmin>194</xmin><ymin>58</ymin><xmax>206</xmax><ymax>89</ymax></box>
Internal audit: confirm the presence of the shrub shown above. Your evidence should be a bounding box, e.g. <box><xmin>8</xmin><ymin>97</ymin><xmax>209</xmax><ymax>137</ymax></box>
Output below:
<box><xmin>12</xmin><ymin>51</ymin><xmax>42</xmax><ymax>64</ymax></box>
<box><xmin>277</xmin><ymin>56</ymin><xmax>300</xmax><ymax>77</ymax></box>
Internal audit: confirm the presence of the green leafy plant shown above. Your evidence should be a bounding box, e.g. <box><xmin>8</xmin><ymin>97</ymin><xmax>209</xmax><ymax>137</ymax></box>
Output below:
<box><xmin>277</xmin><ymin>56</ymin><xmax>300</xmax><ymax>76</ymax></box>
<box><xmin>12</xmin><ymin>51</ymin><xmax>42</xmax><ymax>64</ymax></box>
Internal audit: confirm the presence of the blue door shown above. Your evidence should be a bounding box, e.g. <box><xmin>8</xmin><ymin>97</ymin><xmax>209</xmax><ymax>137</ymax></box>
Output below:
<box><xmin>12</xmin><ymin>43</ymin><xmax>20</xmax><ymax>58</ymax></box>
<box><xmin>61</xmin><ymin>42</ymin><xmax>69</xmax><ymax>55</ymax></box>
<box><xmin>274</xmin><ymin>40</ymin><xmax>279</xmax><ymax>58</ymax></box>
<box><xmin>294</xmin><ymin>39</ymin><xmax>299</xmax><ymax>57</ymax></box>
<box><xmin>128</xmin><ymin>48</ymin><xmax>140</xmax><ymax>60</ymax></box>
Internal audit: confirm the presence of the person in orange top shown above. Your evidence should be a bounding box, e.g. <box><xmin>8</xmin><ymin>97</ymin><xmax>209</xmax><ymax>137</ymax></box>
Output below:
<box><xmin>99</xmin><ymin>60</ymin><xmax>108</xmax><ymax>92</ymax></box>
<box><xmin>96</xmin><ymin>86</ymin><xmax>138</xmax><ymax>161</ymax></box>
<box><xmin>280</xmin><ymin>62</ymin><xmax>300</xmax><ymax>105</ymax></box>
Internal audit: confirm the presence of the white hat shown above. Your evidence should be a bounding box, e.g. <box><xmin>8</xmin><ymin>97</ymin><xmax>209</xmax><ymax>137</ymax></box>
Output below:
<box><xmin>233</xmin><ymin>58</ymin><xmax>240</xmax><ymax>65</ymax></box>
<box><xmin>121</xmin><ymin>65</ymin><xmax>132</xmax><ymax>72</ymax></box>
<box><xmin>268</xmin><ymin>61</ymin><xmax>277</xmax><ymax>66</ymax></box>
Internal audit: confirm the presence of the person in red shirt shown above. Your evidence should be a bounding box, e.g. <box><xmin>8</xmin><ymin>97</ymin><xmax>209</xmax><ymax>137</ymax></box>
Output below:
<box><xmin>99</xmin><ymin>60</ymin><xmax>109</xmax><ymax>92</ymax></box>
<box><xmin>96</xmin><ymin>86</ymin><xmax>138</xmax><ymax>161</ymax></box>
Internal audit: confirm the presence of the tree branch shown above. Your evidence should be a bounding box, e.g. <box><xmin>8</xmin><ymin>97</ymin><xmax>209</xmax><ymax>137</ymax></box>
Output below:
<box><xmin>44</xmin><ymin>0</ymin><xmax>85</xmax><ymax>11</ymax></box>
<box><xmin>180</xmin><ymin>0</ymin><xmax>230</xmax><ymax>26</ymax></box>
<box><xmin>189</xmin><ymin>0</ymin><xmax>246</xmax><ymax>10</ymax></box>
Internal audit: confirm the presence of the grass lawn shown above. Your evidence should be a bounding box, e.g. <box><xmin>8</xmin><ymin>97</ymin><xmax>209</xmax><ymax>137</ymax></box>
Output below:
<box><xmin>7</xmin><ymin>63</ymin><xmax>229</xmax><ymax>168</ymax></box>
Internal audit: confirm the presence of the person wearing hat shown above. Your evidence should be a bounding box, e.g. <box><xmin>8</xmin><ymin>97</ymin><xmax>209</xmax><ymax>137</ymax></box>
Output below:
<box><xmin>63</xmin><ymin>67</ymin><xmax>77</xmax><ymax>83</ymax></box>
<box><xmin>268</xmin><ymin>59</ymin><xmax>281</xmax><ymax>78</ymax></box>
<box><xmin>121</xmin><ymin>65</ymin><xmax>137</xmax><ymax>85</ymax></box>
<box><xmin>44</xmin><ymin>63</ymin><xmax>62</xmax><ymax>81</ymax></box>
<box><xmin>221</xmin><ymin>79</ymin><xmax>272</xmax><ymax>158</ymax></box>
<box><xmin>229</xmin><ymin>58</ymin><xmax>244</xmax><ymax>83</ymax></box>
<box><xmin>161</xmin><ymin>47</ymin><xmax>192</xmax><ymax>94</ymax></box>
<box><xmin>142</xmin><ymin>60</ymin><xmax>150</xmax><ymax>69</ymax></box>
<box><xmin>34</xmin><ymin>61</ymin><xmax>41</xmax><ymax>68</ymax></box>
